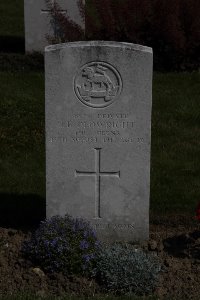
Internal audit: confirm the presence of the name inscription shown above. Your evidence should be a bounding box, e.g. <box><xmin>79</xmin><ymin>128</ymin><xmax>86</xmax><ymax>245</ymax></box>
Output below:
<box><xmin>60</xmin><ymin>120</ymin><xmax>134</xmax><ymax>129</ymax></box>
<box><xmin>49</xmin><ymin>113</ymin><xmax>145</xmax><ymax>145</ymax></box>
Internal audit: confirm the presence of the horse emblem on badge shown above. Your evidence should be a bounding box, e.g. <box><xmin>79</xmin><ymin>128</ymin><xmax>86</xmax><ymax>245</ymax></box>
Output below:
<box><xmin>74</xmin><ymin>62</ymin><xmax>122</xmax><ymax>108</ymax></box>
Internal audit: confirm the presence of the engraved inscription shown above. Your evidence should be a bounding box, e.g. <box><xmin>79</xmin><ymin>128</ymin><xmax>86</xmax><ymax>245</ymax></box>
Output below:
<box><xmin>75</xmin><ymin>148</ymin><xmax>120</xmax><ymax>219</ymax></box>
<box><xmin>49</xmin><ymin>112</ymin><xmax>143</xmax><ymax>145</ymax></box>
<box><xmin>73</xmin><ymin>113</ymin><xmax>128</xmax><ymax>119</ymax></box>
<box><xmin>74</xmin><ymin>62</ymin><xmax>122</xmax><ymax>108</ymax></box>
<box><xmin>60</xmin><ymin>120</ymin><xmax>134</xmax><ymax>129</ymax></box>
<box><xmin>93</xmin><ymin>223</ymin><xmax>135</xmax><ymax>230</ymax></box>
<box><xmin>50</xmin><ymin>136</ymin><xmax>144</xmax><ymax>144</ymax></box>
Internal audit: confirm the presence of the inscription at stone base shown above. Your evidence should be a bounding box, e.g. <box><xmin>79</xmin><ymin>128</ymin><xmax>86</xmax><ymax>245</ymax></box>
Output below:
<box><xmin>93</xmin><ymin>223</ymin><xmax>135</xmax><ymax>229</ymax></box>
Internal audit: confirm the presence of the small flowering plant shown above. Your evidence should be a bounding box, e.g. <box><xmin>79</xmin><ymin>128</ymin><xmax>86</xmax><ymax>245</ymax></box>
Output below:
<box><xmin>22</xmin><ymin>215</ymin><xmax>101</xmax><ymax>276</ymax></box>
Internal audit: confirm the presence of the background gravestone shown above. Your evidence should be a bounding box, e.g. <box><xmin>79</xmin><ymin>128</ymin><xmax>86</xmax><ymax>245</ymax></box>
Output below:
<box><xmin>45</xmin><ymin>41</ymin><xmax>153</xmax><ymax>243</ymax></box>
<box><xmin>24</xmin><ymin>0</ymin><xmax>85</xmax><ymax>52</ymax></box>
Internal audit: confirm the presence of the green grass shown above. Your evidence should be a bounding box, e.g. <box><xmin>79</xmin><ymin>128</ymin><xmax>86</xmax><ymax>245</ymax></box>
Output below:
<box><xmin>0</xmin><ymin>0</ymin><xmax>24</xmax><ymax>37</ymax></box>
<box><xmin>151</xmin><ymin>72</ymin><xmax>200</xmax><ymax>214</ymax></box>
<box><xmin>0</xmin><ymin>71</ymin><xmax>45</xmax><ymax>197</ymax></box>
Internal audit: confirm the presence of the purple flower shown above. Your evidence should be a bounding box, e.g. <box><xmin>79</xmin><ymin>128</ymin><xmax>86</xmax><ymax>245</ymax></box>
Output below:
<box><xmin>82</xmin><ymin>253</ymin><xmax>94</xmax><ymax>263</ymax></box>
<box><xmin>90</xmin><ymin>229</ymin><xmax>97</xmax><ymax>238</ymax></box>
<box><xmin>83</xmin><ymin>230</ymin><xmax>89</xmax><ymax>238</ymax></box>
<box><xmin>83</xmin><ymin>254</ymin><xmax>91</xmax><ymax>263</ymax></box>
<box><xmin>22</xmin><ymin>215</ymin><xmax>100</xmax><ymax>276</ymax></box>
<box><xmin>80</xmin><ymin>240</ymin><xmax>89</xmax><ymax>250</ymax></box>
<box><xmin>51</xmin><ymin>239</ymin><xmax>57</xmax><ymax>247</ymax></box>
<box><xmin>95</xmin><ymin>240</ymin><xmax>101</xmax><ymax>248</ymax></box>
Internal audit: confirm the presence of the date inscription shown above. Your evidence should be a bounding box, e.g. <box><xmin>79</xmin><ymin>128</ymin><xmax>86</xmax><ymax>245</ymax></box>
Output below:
<box><xmin>49</xmin><ymin>113</ymin><xmax>145</xmax><ymax>145</ymax></box>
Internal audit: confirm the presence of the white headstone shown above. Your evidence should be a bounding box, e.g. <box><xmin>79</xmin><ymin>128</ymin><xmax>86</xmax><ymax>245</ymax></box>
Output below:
<box><xmin>24</xmin><ymin>0</ymin><xmax>85</xmax><ymax>52</ymax></box>
<box><xmin>45</xmin><ymin>41</ymin><xmax>153</xmax><ymax>243</ymax></box>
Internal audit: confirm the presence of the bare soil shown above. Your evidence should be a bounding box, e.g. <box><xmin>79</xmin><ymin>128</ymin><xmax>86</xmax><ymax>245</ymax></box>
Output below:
<box><xmin>0</xmin><ymin>215</ymin><xmax>199</xmax><ymax>299</ymax></box>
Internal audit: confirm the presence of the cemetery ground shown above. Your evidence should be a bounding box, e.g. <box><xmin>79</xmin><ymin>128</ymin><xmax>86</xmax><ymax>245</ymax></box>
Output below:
<box><xmin>0</xmin><ymin>57</ymin><xmax>200</xmax><ymax>300</ymax></box>
<box><xmin>0</xmin><ymin>1</ymin><xmax>200</xmax><ymax>299</ymax></box>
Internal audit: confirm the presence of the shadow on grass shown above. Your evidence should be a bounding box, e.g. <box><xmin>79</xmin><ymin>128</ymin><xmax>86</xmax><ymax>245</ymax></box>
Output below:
<box><xmin>0</xmin><ymin>52</ymin><xmax>44</xmax><ymax>71</ymax></box>
<box><xmin>0</xmin><ymin>193</ymin><xmax>45</xmax><ymax>230</ymax></box>
<box><xmin>0</xmin><ymin>36</ymin><xmax>25</xmax><ymax>53</ymax></box>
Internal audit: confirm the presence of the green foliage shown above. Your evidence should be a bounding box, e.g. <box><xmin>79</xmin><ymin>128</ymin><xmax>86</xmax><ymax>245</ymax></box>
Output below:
<box><xmin>94</xmin><ymin>243</ymin><xmax>161</xmax><ymax>295</ymax></box>
<box><xmin>22</xmin><ymin>215</ymin><xmax>101</xmax><ymax>276</ymax></box>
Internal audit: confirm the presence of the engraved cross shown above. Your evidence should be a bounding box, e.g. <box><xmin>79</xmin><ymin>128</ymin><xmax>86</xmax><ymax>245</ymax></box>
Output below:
<box><xmin>41</xmin><ymin>0</ymin><xmax>68</xmax><ymax>14</ymax></box>
<box><xmin>41</xmin><ymin>0</ymin><xmax>68</xmax><ymax>39</ymax></box>
<box><xmin>75</xmin><ymin>148</ymin><xmax>120</xmax><ymax>219</ymax></box>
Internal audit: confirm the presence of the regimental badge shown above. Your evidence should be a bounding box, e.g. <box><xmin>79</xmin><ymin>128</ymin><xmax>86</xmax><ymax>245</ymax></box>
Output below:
<box><xmin>74</xmin><ymin>62</ymin><xmax>122</xmax><ymax>108</ymax></box>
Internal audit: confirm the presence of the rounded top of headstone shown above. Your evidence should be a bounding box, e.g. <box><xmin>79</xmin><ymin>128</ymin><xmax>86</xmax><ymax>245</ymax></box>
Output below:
<box><xmin>45</xmin><ymin>41</ymin><xmax>152</xmax><ymax>54</ymax></box>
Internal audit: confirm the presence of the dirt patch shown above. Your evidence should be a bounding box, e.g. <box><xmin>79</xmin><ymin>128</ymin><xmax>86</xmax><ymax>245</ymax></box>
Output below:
<box><xmin>0</xmin><ymin>215</ymin><xmax>199</xmax><ymax>299</ymax></box>
<box><xmin>148</xmin><ymin>216</ymin><xmax>200</xmax><ymax>299</ymax></box>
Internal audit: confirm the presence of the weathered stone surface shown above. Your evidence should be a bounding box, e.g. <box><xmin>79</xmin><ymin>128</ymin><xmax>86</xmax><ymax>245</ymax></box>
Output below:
<box><xmin>45</xmin><ymin>41</ymin><xmax>153</xmax><ymax>243</ymax></box>
<box><xmin>24</xmin><ymin>0</ymin><xmax>84</xmax><ymax>52</ymax></box>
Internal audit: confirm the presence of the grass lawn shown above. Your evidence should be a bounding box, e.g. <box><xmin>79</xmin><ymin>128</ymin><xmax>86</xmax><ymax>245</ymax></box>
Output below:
<box><xmin>0</xmin><ymin>0</ymin><xmax>24</xmax><ymax>37</ymax></box>
<box><xmin>0</xmin><ymin>70</ymin><xmax>45</xmax><ymax>227</ymax></box>
<box><xmin>0</xmin><ymin>71</ymin><xmax>45</xmax><ymax>197</ymax></box>
<box><xmin>0</xmin><ymin>0</ymin><xmax>24</xmax><ymax>53</ymax></box>
<box><xmin>151</xmin><ymin>72</ymin><xmax>200</xmax><ymax>214</ymax></box>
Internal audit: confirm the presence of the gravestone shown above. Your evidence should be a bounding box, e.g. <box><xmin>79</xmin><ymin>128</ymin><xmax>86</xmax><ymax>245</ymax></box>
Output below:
<box><xmin>45</xmin><ymin>41</ymin><xmax>153</xmax><ymax>243</ymax></box>
<box><xmin>24</xmin><ymin>0</ymin><xmax>85</xmax><ymax>52</ymax></box>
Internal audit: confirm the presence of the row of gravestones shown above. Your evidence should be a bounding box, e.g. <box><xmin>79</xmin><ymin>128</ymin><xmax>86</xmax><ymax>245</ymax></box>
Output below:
<box><xmin>25</xmin><ymin>1</ymin><xmax>153</xmax><ymax>243</ymax></box>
